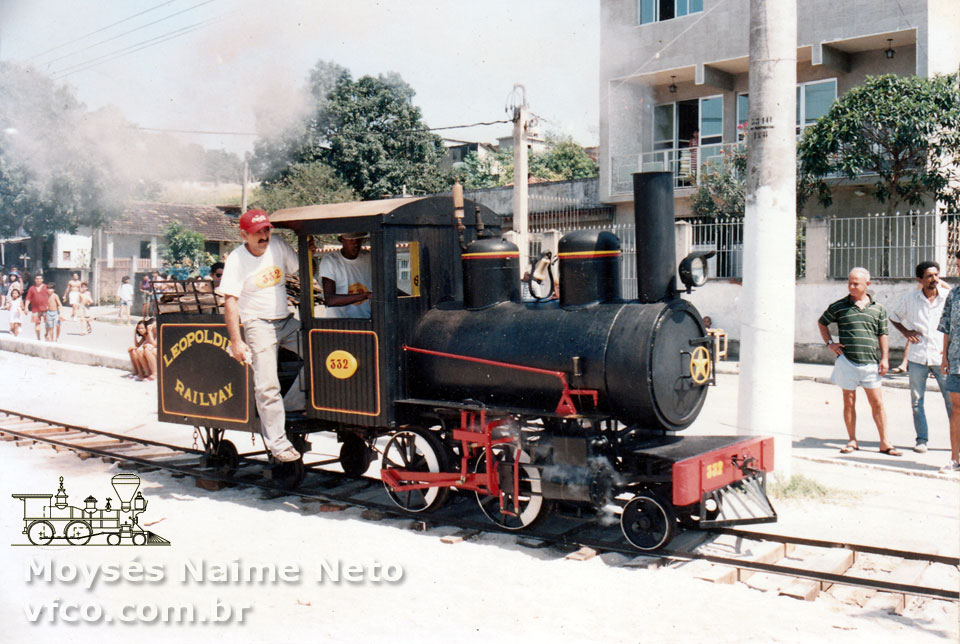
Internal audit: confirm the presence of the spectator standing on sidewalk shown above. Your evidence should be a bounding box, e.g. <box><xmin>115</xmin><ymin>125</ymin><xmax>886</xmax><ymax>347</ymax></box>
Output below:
<box><xmin>889</xmin><ymin>261</ymin><xmax>952</xmax><ymax>453</ymax></box>
<box><xmin>75</xmin><ymin>282</ymin><xmax>93</xmax><ymax>334</ymax></box>
<box><xmin>139</xmin><ymin>274</ymin><xmax>152</xmax><ymax>318</ymax></box>
<box><xmin>6</xmin><ymin>287</ymin><xmax>23</xmax><ymax>336</ymax></box>
<box><xmin>63</xmin><ymin>272</ymin><xmax>82</xmax><ymax>320</ymax></box>
<box><xmin>116</xmin><ymin>276</ymin><xmax>133</xmax><ymax>325</ymax></box>
<box><xmin>817</xmin><ymin>266</ymin><xmax>902</xmax><ymax>457</ymax></box>
<box><xmin>45</xmin><ymin>282</ymin><xmax>62</xmax><ymax>342</ymax></box>
<box><xmin>936</xmin><ymin>253</ymin><xmax>960</xmax><ymax>474</ymax></box>
<box><xmin>24</xmin><ymin>275</ymin><xmax>48</xmax><ymax>341</ymax></box>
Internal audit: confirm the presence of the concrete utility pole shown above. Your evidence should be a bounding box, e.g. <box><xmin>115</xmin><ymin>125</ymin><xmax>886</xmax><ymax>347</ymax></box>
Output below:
<box><xmin>241</xmin><ymin>155</ymin><xmax>249</xmax><ymax>213</ymax></box>
<box><xmin>511</xmin><ymin>84</ymin><xmax>530</xmax><ymax>273</ymax></box>
<box><xmin>737</xmin><ymin>0</ymin><xmax>797</xmax><ymax>478</ymax></box>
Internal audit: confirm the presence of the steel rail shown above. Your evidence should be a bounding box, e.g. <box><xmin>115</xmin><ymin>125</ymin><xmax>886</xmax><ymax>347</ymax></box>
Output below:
<box><xmin>1</xmin><ymin>409</ymin><xmax>956</xmax><ymax>603</ymax></box>
<box><xmin>712</xmin><ymin>527</ymin><xmax>960</xmax><ymax>567</ymax></box>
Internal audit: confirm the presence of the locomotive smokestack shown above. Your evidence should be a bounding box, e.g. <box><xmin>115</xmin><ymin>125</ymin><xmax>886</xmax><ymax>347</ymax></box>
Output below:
<box><xmin>633</xmin><ymin>172</ymin><xmax>676</xmax><ymax>303</ymax></box>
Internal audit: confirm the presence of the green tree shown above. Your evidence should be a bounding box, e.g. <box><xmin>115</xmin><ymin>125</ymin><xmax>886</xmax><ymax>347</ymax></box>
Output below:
<box><xmin>454</xmin><ymin>137</ymin><xmax>597</xmax><ymax>189</ymax></box>
<box><xmin>798</xmin><ymin>73</ymin><xmax>960</xmax><ymax>216</ymax></box>
<box><xmin>252</xmin><ymin>61</ymin><xmax>449</xmax><ymax>200</ymax></box>
<box><xmin>530</xmin><ymin>137</ymin><xmax>598</xmax><ymax>181</ymax></box>
<box><xmin>453</xmin><ymin>149</ymin><xmax>514</xmax><ymax>189</ymax></box>
<box><xmin>252</xmin><ymin>162</ymin><xmax>357</xmax><ymax>212</ymax></box>
<box><xmin>162</xmin><ymin>221</ymin><xmax>214</xmax><ymax>276</ymax></box>
<box><xmin>0</xmin><ymin>63</ymin><xmax>124</xmax><ymax>247</ymax></box>
<box><xmin>691</xmin><ymin>146</ymin><xmax>747</xmax><ymax>219</ymax></box>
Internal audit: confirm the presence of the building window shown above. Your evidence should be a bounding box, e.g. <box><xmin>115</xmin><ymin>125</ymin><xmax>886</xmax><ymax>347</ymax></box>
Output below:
<box><xmin>639</xmin><ymin>0</ymin><xmax>703</xmax><ymax>24</ymax></box>
<box><xmin>737</xmin><ymin>93</ymin><xmax>749</xmax><ymax>141</ymax></box>
<box><xmin>797</xmin><ymin>78</ymin><xmax>837</xmax><ymax>132</ymax></box>
<box><xmin>139</xmin><ymin>241</ymin><xmax>151</xmax><ymax>259</ymax></box>
<box><xmin>653</xmin><ymin>95</ymin><xmax>723</xmax><ymax>148</ymax></box>
<box><xmin>736</xmin><ymin>78</ymin><xmax>837</xmax><ymax>137</ymax></box>
<box><xmin>62</xmin><ymin>250</ymin><xmax>71</xmax><ymax>262</ymax></box>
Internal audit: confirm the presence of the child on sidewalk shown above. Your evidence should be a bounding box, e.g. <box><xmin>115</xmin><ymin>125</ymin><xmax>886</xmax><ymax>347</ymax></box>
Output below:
<box><xmin>6</xmin><ymin>288</ymin><xmax>23</xmax><ymax>336</ymax></box>
<box><xmin>75</xmin><ymin>282</ymin><xmax>93</xmax><ymax>334</ymax></box>
<box><xmin>45</xmin><ymin>282</ymin><xmax>62</xmax><ymax>342</ymax></box>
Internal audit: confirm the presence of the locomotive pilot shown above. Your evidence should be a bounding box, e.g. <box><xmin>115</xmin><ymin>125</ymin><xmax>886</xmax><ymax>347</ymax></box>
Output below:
<box><xmin>318</xmin><ymin>232</ymin><xmax>373</xmax><ymax>318</ymax></box>
<box><xmin>219</xmin><ymin>209</ymin><xmax>304</xmax><ymax>463</ymax></box>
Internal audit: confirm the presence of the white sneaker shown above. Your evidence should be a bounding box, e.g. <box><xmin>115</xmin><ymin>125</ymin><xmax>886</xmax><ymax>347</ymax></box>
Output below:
<box><xmin>938</xmin><ymin>460</ymin><xmax>960</xmax><ymax>474</ymax></box>
<box><xmin>273</xmin><ymin>446</ymin><xmax>301</xmax><ymax>463</ymax></box>
<box><xmin>914</xmin><ymin>442</ymin><xmax>928</xmax><ymax>454</ymax></box>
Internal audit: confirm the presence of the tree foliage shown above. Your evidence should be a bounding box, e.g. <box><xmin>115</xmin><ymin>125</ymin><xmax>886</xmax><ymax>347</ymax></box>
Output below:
<box><xmin>453</xmin><ymin>136</ymin><xmax>598</xmax><ymax>189</ymax></box>
<box><xmin>162</xmin><ymin>221</ymin><xmax>215</xmax><ymax>275</ymax></box>
<box><xmin>252</xmin><ymin>162</ymin><xmax>357</xmax><ymax>212</ymax></box>
<box><xmin>798</xmin><ymin>73</ymin><xmax>960</xmax><ymax>216</ymax></box>
<box><xmin>0</xmin><ymin>62</ymin><xmax>125</xmax><ymax>241</ymax></box>
<box><xmin>252</xmin><ymin>61</ymin><xmax>449</xmax><ymax>200</ymax></box>
<box><xmin>691</xmin><ymin>146</ymin><xmax>748</xmax><ymax>219</ymax></box>
<box><xmin>529</xmin><ymin>137</ymin><xmax>598</xmax><ymax>181</ymax></box>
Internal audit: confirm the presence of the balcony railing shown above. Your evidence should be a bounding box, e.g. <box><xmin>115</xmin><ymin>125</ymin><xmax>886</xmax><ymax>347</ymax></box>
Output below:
<box><xmin>611</xmin><ymin>143</ymin><xmax>734</xmax><ymax>194</ymax></box>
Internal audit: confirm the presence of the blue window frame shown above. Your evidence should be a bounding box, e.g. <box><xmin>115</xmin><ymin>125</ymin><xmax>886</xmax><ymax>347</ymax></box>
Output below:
<box><xmin>639</xmin><ymin>0</ymin><xmax>703</xmax><ymax>24</ymax></box>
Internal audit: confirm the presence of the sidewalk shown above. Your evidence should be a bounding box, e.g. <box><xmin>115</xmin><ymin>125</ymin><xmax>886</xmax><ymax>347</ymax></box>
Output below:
<box><xmin>0</xmin><ymin>305</ymin><xmax>956</xmax><ymax>478</ymax></box>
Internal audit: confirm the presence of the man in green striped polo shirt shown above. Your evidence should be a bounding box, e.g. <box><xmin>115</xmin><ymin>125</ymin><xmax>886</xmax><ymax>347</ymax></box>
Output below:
<box><xmin>817</xmin><ymin>267</ymin><xmax>902</xmax><ymax>457</ymax></box>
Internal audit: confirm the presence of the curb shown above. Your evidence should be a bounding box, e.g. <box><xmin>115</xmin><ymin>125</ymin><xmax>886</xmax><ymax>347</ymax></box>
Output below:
<box><xmin>715</xmin><ymin>362</ymin><xmax>937</xmax><ymax>392</ymax></box>
<box><xmin>794</xmin><ymin>454</ymin><xmax>957</xmax><ymax>481</ymax></box>
<box><xmin>0</xmin><ymin>336</ymin><xmax>131</xmax><ymax>372</ymax></box>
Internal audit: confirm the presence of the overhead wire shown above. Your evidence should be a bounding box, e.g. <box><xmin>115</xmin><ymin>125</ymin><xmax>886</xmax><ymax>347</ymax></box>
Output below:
<box><xmin>51</xmin><ymin>17</ymin><xmax>220</xmax><ymax>79</ymax></box>
<box><xmin>25</xmin><ymin>0</ymin><xmax>181</xmax><ymax>61</ymax></box>
<box><xmin>40</xmin><ymin>0</ymin><xmax>217</xmax><ymax>69</ymax></box>
<box><xmin>133</xmin><ymin>119</ymin><xmax>512</xmax><ymax>138</ymax></box>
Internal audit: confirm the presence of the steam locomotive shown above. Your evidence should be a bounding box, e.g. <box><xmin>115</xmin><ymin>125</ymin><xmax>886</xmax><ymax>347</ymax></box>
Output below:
<box><xmin>156</xmin><ymin>172</ymin><xmax>776</xmax><ymax>550</ymax></box>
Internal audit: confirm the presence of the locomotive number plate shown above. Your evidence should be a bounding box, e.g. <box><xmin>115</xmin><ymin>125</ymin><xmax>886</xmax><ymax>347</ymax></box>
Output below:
<box><xmin>705</xmin><ymin>460</ymin><xmax>724</xmax><ymax>479</ymax></box>
<box><xmin>326</xmin><ymin>350</ymin><xmax>359</xmax><ymax>379</ymax></box>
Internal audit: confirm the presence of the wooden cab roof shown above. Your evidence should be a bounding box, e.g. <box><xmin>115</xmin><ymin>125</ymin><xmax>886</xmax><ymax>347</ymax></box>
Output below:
<box><xmin>269</xmin><ymin>195</ymin><xmax>500</xmax><ymax>236</ymax></box>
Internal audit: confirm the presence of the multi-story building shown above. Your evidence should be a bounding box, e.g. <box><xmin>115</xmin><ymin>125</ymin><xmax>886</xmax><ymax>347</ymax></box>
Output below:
<box><xmin>599</xmin><ymin>0</ymin><xmax>959</xmax><ymax>356</ymax></box>
<box><xmin>599</xmin><ymin>0</ymin><xmax>960</xmax><ymax>217</ymax></box>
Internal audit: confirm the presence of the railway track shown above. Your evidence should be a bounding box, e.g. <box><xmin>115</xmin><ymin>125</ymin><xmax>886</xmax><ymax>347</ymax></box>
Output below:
<box><xmin>1</xmin><ymin>409</ymin><xmax>957</xmax><ymax>606</ymax></box>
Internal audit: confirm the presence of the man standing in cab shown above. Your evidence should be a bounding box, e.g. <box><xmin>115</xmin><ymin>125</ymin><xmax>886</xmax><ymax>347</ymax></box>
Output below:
<box><xmin>318</xmin><ymin>232</ymin><xmax>372</xmax><ymax>318</ymax></box>
<box><xmin>219</xmin><ymin>209</ymin><xmax>303</xmax><ymax>463</ymax></box>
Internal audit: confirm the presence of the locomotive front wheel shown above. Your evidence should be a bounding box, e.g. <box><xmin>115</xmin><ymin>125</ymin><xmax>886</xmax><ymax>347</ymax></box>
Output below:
<box><xmin>621</xmin><ymin>492</ymin><xmax>677</xmax><ymax>551</ymax></box>
<box><xmin>381</xmin><ymin>427</ymin><xmax>449</xmax><ymax>513</ymax></box>
<box><xmin>27</xmin><ymin>520</ymin><xmax>55</xmax><ymax>546</ymax></box>
<box><xmin>475</xmin><ymin>445</ymin><xmax>551</xmax><ymax>530</ymax></box>
<box><xmin>132</xmin><ymin>532</ymin><xmax>147</xmax><ymax>546</ymax></box>
<box><xmin>65</xmin><ymin>520</ymin><xmax>93</xmax><ymax>546</ymax></box>
<box><xmin>339</xmin><ymin>434</ymin><xmax>372</xmax><ymax>477</ymax></box>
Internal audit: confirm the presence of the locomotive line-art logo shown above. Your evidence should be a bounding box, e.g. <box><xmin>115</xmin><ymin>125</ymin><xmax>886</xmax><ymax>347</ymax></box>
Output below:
<box><xmin>11</xmin><ymin>475</ymin><xmax>170</xmax><ymax>546</ymax></box>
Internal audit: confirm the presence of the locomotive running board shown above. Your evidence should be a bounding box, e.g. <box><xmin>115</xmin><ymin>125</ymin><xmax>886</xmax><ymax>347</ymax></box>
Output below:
<box><xmin>395</xmin><ymin>398</ymin><xmax>607</xmax><ymax>421</ymax></box>
<box><xmin>697</xmin><ymin>473</ymin><xmax>777</xmax><ymax>528</ymax></box>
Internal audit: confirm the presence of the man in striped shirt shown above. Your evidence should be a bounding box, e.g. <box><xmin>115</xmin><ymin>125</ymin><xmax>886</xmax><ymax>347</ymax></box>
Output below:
<box><xmin>817</xmin><ymin>267</ymin><xmax>902</xmax><ymax>456</ymax></box>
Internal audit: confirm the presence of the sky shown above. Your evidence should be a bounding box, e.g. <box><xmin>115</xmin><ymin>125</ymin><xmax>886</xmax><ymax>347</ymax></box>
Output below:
<box><xmin>0</xmin><ymin>0</ymin><xmax>600</xmax><ymax>156</ymax></box>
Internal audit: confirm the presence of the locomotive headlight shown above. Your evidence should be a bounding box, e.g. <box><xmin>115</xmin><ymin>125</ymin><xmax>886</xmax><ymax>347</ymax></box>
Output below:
<box><xmin>678</xmin><ymin>251</ymin><xmax>716</xmax><ymax>291</ymax></box>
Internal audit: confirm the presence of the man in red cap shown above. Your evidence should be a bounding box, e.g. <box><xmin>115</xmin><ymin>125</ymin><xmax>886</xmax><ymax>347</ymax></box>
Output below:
<box><xmin>219</xmin><ymin>209</ymin><xmax>303</xmax><ymax>463</ymax></box>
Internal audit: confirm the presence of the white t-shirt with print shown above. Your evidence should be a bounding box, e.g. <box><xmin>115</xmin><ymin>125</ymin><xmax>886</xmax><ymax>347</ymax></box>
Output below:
<box><xmin>218</xmin><ymin>236</ymin><xmax>298</xmax><ymax>322</ymax></box>
<box><xmin>318</xmin><ymin>250</ymin><xmax>372</xmax><ymax>319</ymax></box>
<box><xmin>117</xmin><ymin>282</ymin><xmax>134</xmax><ymax>304</ymax></box>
